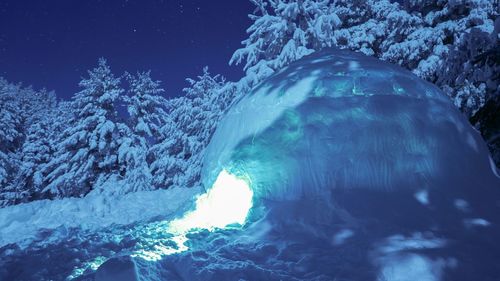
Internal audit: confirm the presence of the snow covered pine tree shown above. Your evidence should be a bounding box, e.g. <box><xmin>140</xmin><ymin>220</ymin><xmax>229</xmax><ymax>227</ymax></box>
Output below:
<box><xmin>43</xmin><ymin>59</ymin><xmax>124</xmax><ymax>198</ymax></box>
<box><xmin>150</xmin><ymin>67</ymin><xmax>233</xmax><ymax>189</ymax></box>
<box><xmin>118</xmin><ymin>71</ymin><xmax>168</xmax><ymax>193</ymax></box>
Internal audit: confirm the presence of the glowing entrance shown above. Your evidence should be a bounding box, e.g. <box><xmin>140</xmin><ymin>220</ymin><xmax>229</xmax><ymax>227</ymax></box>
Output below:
<box><xmin>169</xmin><ymin>169</ymin><xmax>253</xmax><ymax>234</ymax></box>
<box><xmin>130</xmin><ymin>170</ymin><xmax>253</xmax><ymax>262</ymax></box>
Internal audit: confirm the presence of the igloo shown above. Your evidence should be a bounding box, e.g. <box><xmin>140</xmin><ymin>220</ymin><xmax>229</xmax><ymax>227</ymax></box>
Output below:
<box><xmin>186</xmin><ymin>48</ymin><xmax>500</xmax><ymax>280</ymax></box>
<box><xmin>118</xmin><ymin>49</ymin><xmax>500</xmax><ymax>281</ymax></box>
<box><xmin>204</xmin><ymin>48</ymin><xmax>499</xmax><ymax>207</ymax></box>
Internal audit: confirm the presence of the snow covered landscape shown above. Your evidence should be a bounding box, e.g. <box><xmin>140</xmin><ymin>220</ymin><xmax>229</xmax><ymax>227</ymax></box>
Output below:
<box><xmin>1</xmin><ymin>1</ymin><xmax>499</xmax><ymax>280</ymax></box>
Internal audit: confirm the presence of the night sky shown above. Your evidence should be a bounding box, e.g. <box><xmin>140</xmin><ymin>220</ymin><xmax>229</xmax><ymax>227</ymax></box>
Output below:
<box><xmin>0</xmin><ymin>0</ymin><xmax>254</xmax><ymax>99</ymax></box>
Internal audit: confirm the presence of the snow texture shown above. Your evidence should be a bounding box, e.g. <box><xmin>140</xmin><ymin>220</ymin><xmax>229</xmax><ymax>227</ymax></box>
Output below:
<box><xmin>207</xmin><ymin>48</ymin><xmax>498</xmax><ymax>200</ymax></box>
<box><xmin>0</xmin><ymin>184</ymin><xmax>200</xmax><ymax>249</ymax></box>
<box><xmin>2</xmin><ymin>48</ymin><xmax>500</xmax><ymax>281</ymax></box>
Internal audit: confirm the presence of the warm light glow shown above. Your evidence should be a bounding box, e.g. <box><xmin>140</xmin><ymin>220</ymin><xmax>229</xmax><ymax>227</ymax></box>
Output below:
<box><xmin>169</xmin><ymin>169</ymin><xmax>253</xmax><ymax>234</ymax></box>
<box><xmin>124</xmin><ymin>170</ymin><xmax>253</xmax><ymax>263</ymax></box>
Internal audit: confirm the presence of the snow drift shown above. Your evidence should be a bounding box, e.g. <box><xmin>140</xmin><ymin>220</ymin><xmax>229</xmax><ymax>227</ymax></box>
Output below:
<box><xmin>0</xmin><ymin>185</ymin><xmax>201</xmax><ymax>249</ymax></box>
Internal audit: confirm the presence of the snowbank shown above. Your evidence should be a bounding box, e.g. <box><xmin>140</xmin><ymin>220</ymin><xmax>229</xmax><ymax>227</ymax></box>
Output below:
<box><xmin>0</xmin><ymin>186</ymin><xmax>200</xmax><ymax>249</ymax></box>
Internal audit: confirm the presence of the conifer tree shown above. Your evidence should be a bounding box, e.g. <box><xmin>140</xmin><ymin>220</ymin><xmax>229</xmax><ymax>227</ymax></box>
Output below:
<box><xmin>43</xmin><ymin>59</ymin><xmax>123</xmax><ymax>197</ymax></box>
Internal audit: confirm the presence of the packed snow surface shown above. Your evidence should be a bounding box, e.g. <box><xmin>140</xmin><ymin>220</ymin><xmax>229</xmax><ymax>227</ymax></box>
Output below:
<box><xmin>2</xmin><ymin>49</ymin><xmax>500</xmax><ymax>281</ymax></box>
<box><xmin>0</xmin><ymin>185</ymin><xmax>201</xmax><ymax>249</ymax></box>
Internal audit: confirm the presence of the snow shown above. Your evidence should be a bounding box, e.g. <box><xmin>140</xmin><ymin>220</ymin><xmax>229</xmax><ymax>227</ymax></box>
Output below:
<box><xmin>188</xmin><ymin>49</ymin><xmax>500</xmax><ymax>280</ymax></box>
<box><xmin>373</xmin><ymin>233</ymin><xmax>455</xmax><ymax>281</ymax></box>
<box><xmin>454</xmin><ymin>198</ymin><xmax>471</xmax><ymax>212</ymax></box>
<box><xmin>2</xmin><ymin>48</ymin><xmax>500</xmax><ymax>281</ymax></box>
<box><xmin>205</xmin><ymin>48</ymin><xmax>497</xmax><ymax>203</ymax></box>
<box><xmin>232</xmin><ymin>0</ymin><xmax>499</xmax><ymax>121</ymax></box>
<box><xmin>0</xmin><ymin>184</ymin><xmax>201</xmax><ymax>249</ymax></box>
<box><xmin>414</xmin><ymin>190</ymin><xmax>429</xmax><ymax>205</ymax></box>
<box><xmin>95</xmin><ymin>255</ymin><xmax>139</xmax><ymax>281</ymax></box>
<box><xmin>464</xmin><ymin>218</ymin><xmax>491</xmax><ymax>228</ymax></box>
<box><xmin>332</xmin><ymin>229</ymin><xmax>354</xmax><ymax>245</ymax></box>
<box><xmin>202</xmin><ymin>74</ymin><xmax>317</xmax><ymax>191</ymax></box>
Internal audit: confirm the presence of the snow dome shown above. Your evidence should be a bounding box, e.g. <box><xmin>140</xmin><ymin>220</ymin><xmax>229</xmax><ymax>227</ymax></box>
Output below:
<box><xmin>203</xmin><ymin>48</ymin><xmax>499</xmax><ymax>209</ymax></box>
<box><xmin>171</xmin><ymin>48</ymin><xmax>500</xmax><ymax>280</ymax></box>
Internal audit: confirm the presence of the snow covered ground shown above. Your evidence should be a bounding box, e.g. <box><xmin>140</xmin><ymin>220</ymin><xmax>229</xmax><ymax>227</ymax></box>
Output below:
<box><xmin>0</xmin><ymin>184</ymin><xmax>201</xmax><ymax>249</ymax></box>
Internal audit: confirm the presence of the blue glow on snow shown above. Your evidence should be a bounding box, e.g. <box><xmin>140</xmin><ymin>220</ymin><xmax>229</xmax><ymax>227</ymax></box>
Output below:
<box><xmin>68</xmin><ymin>256</ymin><xmax>107</xmax><ymax>279</ymax></box>
<box><xmin>132</xmin><ymin>234</ymin><xmax>189</xmax><ymax>261</ymax></box>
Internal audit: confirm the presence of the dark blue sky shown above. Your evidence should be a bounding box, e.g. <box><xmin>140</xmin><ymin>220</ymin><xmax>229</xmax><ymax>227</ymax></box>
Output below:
<box><xmin>0</xmin><ymin>0</ymin><xmax>254</xmax><ymax>99</ymax></box>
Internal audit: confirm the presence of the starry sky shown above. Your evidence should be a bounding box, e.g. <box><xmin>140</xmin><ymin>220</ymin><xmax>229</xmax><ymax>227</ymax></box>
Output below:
<box><xmin>0</xmin><ymin>0</ymin><xmax>254</xmax><ymax>99</ymax></box>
